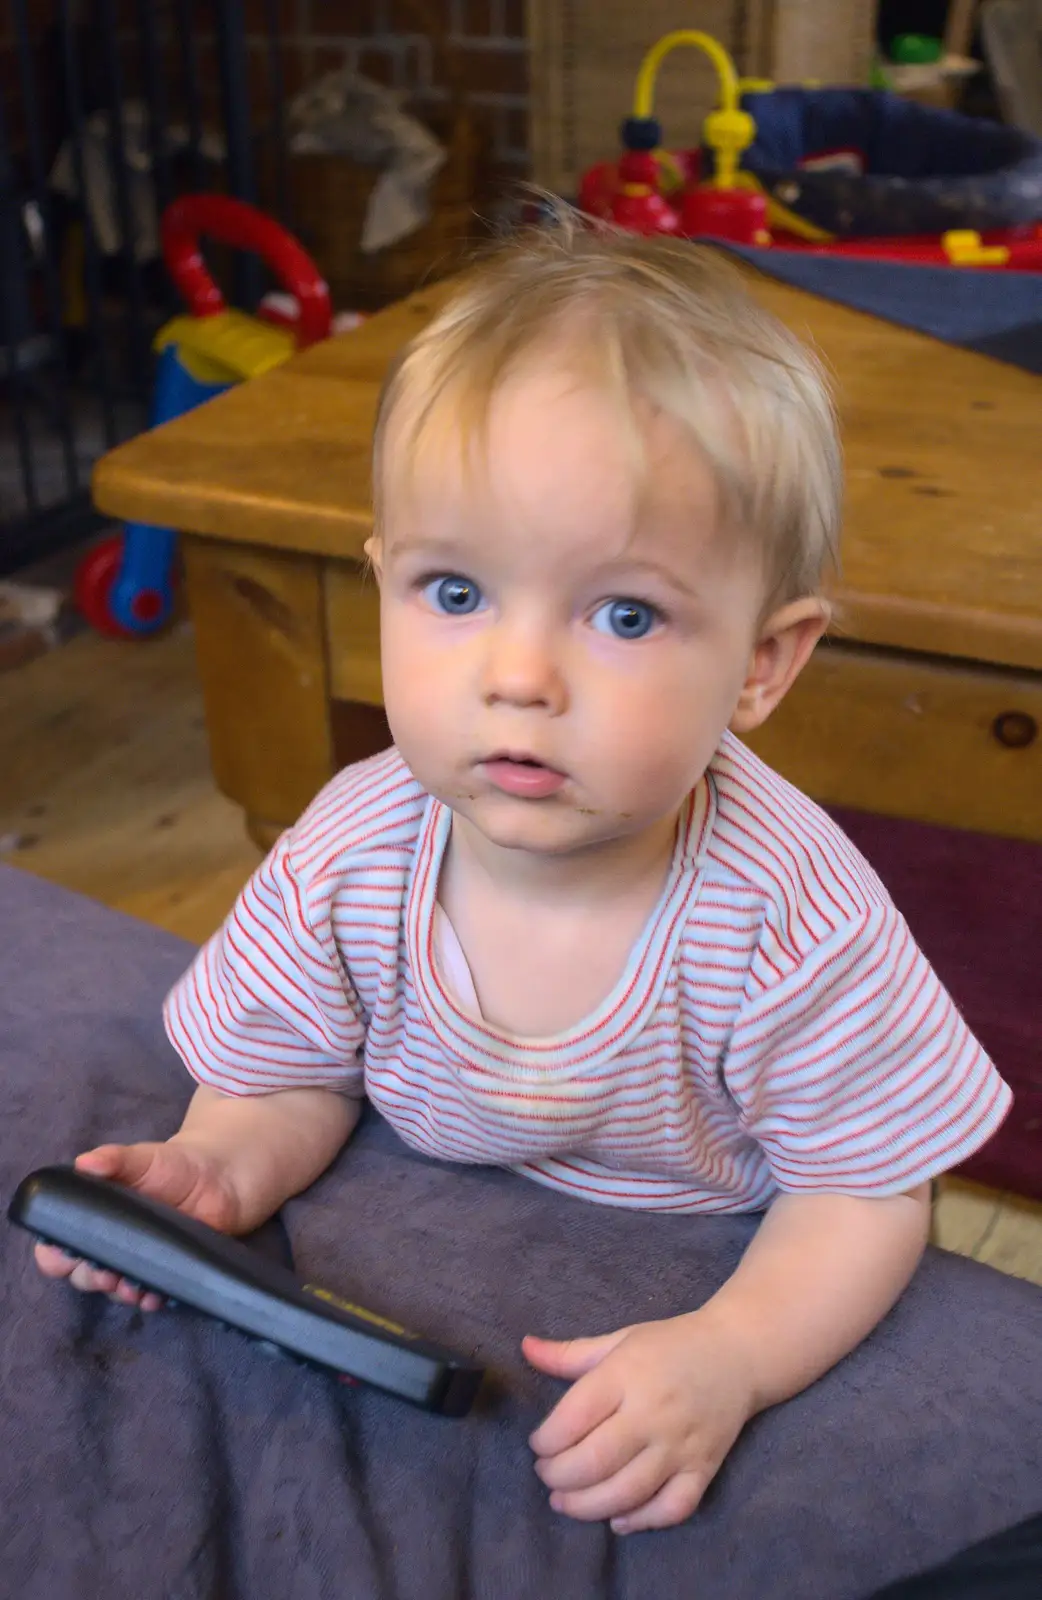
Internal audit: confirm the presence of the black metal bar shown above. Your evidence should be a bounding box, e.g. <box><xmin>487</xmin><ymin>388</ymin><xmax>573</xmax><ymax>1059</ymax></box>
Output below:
<box><xmin>138</xmin><ymin>0</ymin><xmax>174</xmax><ymax>228</ymax></box>
<box><xmin>215</xmin><ymin>0</ymin><xmax>262</xmax><ymax>308</ymax></box>
<box><xmin>97</xmin><ymin>0</ymin><xmax>151</xmax><ymax>408</ymax></box>
<box><xmin>0</xmin><ymin>81</ymin><xmax>39</xmax><ymax>516</ymax></box>
<box><xmin>11</xmin><ymin>0</ymin><xmax>79</xmax><ymax>499</ymax></box>
<box><xmin>0</xmin><ymin>493</ymin><xmax>106</xmax><ymax>580</ymax></box>
<box><xmin>57</xmin><ymin>0</ymin><xmax>118</xmax><ymax>451</ymax></box>
<box><xmin>264</xmin><ymin>0</ymin><xmax>290</xmax><ymax>229</ymax></box>
<box><xmin>173</xmin><ymin>0</ymin><xmax>206</xmax><ymax>193</ymax></box>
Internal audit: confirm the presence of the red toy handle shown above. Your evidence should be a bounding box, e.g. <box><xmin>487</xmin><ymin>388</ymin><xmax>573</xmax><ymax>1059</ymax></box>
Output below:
<box><xmin>161</xmin><ymin>194</ymin><xmax>332</xmax><ymax>349</ymax></box>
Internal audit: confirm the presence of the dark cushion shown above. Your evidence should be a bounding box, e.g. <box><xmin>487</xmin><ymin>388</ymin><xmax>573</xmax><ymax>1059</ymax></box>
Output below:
<box><xmin>2</xmin><ymin>863</ymin><xmax>1041</xmax><ymax>1600</ymax></box>
<box><xmin>740</xmin><ymin>88</ymin><xmax>1042</xmax><ymax>235</ymax></box>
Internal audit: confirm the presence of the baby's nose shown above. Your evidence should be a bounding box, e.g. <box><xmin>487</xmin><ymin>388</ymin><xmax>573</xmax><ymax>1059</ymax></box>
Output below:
<box><xmin>481</xmin><ymin>621</ymin><xmax>567</xmax><ymax>712</ymax></box>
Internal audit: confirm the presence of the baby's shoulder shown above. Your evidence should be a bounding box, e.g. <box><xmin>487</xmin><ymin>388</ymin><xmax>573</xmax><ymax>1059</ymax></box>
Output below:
<box><xmin>277</xmin><ymin>746</ymin><xmax>429</xmax><ymax>905</ymax></box>
<box><xmin>698</xmin><ymin>734</ymin><xmax>893</xmax><ymax>960</ymax></box>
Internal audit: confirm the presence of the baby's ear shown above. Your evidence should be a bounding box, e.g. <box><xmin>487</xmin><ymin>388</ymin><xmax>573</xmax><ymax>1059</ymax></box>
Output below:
<box><xmin>730</xmin><ymin>598</ymin><xmax>828</xmax><ymax>734</ymax></box>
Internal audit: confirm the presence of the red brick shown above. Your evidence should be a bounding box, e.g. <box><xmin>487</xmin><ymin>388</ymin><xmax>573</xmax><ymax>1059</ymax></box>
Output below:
<box><xmin>279</xmin><ymin>45</ymin><xmax>307</xmax><ymax>99</ymax></box>
<box><xmin>246</xmin><ymin>46</ymin><xmax>276</xmax><ymax>116</ymax></box>
<box><xmin>308</xmin><ymin>0</ymin><xmax>373</xmax><ymax>33</ymax></box>
<box><xmin>387</xmin><ymin>0</ymin><xmax>452</xmax><ymax>34</ymax></box>
<box><xmin>354</xmin><ymin>45</ymin><xmax>396</xmax><ymax>85</ymax></box>
<box><xmin>454</xmin><ymin>0</ymin><xmax>491</xmax><ymax>35</ymax></box>
<box><xmin>308</xmin><ymin>42</ymin><xmax>357</xmax><ymax>78</ymax></box>
<box><xmin>242</xmin><ymin>0</ymin><xmax>297</xmax><ymax>34</ymax></box>
<box><xmin>501</xmin><ymin>0</ymin><xmax>526</xmax><ymax>41</ymax></box>
<box><xmin>501</xmin><ymin>101</ymin><xmax>528</xmax><ymax>154</ymax></box>
<box><xmin>453</xmin><ymin>43</ymin><xmax>527</xmax><ymax>95</ymax></box>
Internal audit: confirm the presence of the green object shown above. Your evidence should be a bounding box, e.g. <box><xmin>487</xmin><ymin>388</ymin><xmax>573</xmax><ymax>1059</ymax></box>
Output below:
<box><xmin>891</xmin><ymin>32</ymin><xmax>943</xmax><ymax>65</ymax></box>
<box><xmin>869</xmin><ymin>52</ymin><xmax>893</xmax><ymax>90</ymax></box>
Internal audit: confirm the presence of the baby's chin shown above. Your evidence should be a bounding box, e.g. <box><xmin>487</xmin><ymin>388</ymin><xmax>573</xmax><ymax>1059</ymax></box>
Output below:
<box><xmin>446</xmin><ymin>789</ymin><xmax>667</xmax><ymax>859</ymax></box>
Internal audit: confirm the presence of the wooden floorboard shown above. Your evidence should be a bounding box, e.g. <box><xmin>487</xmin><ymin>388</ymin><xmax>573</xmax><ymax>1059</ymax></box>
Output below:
<box><xmin>0</xmin><ymin>623</ymin><xmax>259</xmax><ymax>943</ymax></box>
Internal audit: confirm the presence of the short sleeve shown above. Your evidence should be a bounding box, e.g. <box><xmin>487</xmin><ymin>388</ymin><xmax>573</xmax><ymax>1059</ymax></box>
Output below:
<box><xmin>723</xmin><ymin>904</ymin><xmax>1012</xmax><ymax>1195</ymax></box>
<box><xmin>164</xmin><ymin>837</ymin><xmax>367</xmax><ymax>1097</ymax></box>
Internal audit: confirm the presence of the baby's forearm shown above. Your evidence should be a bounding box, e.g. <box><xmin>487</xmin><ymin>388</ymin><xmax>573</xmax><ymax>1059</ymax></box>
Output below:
<box><xmin>171</xmin><ymin>1083</ymin><xmax>361</xmax><ymax>1231</ymax></box>
<box><xmin>698</xmin><ymin>1185</ymin><xmax>931</xmax><ymax>1413</ymax></box>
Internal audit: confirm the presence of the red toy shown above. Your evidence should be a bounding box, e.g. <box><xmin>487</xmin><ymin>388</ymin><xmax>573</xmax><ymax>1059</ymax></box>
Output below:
<box><xmin>579</xmin><ymin>29</ymin><xmax>1042</xmax><ymax>271</ymax></box>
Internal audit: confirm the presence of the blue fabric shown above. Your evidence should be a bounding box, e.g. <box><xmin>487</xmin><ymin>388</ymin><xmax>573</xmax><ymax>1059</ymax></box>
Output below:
<box><xmin>737</xmin><ymin>89</ymin><xmax>1042</xmax><ymax>237</ymax></box>
<box><xmin>5</xmin><ymin>863</ymin><xmax>1042</xmax><ymax>1600</ymax></box>
<box><xmin>726</xmin><ymin>246</ymin><xmax>1042</xmax><ymax>375</ymax></box>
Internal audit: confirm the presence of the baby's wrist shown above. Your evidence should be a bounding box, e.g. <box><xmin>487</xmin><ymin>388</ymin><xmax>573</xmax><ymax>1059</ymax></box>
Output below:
<box><xmin>164</xmin><ymin>1127</ymin><xmax>280</xmax><ymax>1231</ymax></box>
<box><xmin>682</xmin><ymin>1301</ymin><xmax>769</xmax><ymax>1416</ymax></box>
<box><xmin>170</xmin><ymin>1083</ymin><xmax>358</xmax><ymax>1229</ymax></box>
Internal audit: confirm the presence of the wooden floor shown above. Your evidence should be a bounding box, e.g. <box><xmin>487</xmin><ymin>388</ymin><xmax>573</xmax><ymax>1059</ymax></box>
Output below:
<box><xmin>3</xmin><ymin>623</ymin><xmax>1041</xmax><ymax>1286</ymax></box>
<box><xmin>0</xmin><ymin>622</ymin><xmax>259</xmax><ymax>942</ymax></box>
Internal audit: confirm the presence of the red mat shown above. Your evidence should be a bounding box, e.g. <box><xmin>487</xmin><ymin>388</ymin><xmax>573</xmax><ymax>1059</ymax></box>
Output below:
<box><xmin>832</xmin><ymin>810</ymin><xmax>1042</xmax><ymax>1202</ymax></box>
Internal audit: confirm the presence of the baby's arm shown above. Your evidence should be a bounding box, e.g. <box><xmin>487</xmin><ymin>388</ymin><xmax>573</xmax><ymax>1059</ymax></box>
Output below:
<box><xmin>700</xmin><ymin>1183</ymin><xmax>932</xmax><ymax>1407</ymax></box>
<box><xmin>37</xmin><ymin>817</ymin><xmax>377</xmax><ymax>1306</ymax></box>
<box><xmin>525</xmin><ymin>1185</ymin><xmax>930</xmax><ymax>1534</ymax></box>
<box><xmin>35</xmin><ymin>1083</ymin><xmax>359</xmax><ymax>1307</ymax></box>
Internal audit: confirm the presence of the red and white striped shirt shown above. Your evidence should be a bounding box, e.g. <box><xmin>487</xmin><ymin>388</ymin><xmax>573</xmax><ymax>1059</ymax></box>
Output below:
<box><xmin>164</xmin><ymin>737</ymin><xmax>1011</xmax><ymax>1213</ymax></box>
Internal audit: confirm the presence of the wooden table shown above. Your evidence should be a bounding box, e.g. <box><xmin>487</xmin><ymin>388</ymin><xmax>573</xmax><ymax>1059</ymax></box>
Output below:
<box><xmin>93</xmin><ymin>274</ymin><xmax>1042</xmax><ymax>851</ymax></box>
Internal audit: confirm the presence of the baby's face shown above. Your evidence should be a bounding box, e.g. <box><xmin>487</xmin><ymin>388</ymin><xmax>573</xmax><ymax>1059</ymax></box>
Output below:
<box><xmin>373</xmin><ymin>361</ymin><xmax>767</xmax><ymax>859</ymax></box>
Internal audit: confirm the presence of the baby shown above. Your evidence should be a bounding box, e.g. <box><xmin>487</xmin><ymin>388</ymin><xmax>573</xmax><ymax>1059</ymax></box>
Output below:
<box><xmin>38</xmin><ymin>217</ymin><xmax>1010</xmax><ymax>1535</ymax></box>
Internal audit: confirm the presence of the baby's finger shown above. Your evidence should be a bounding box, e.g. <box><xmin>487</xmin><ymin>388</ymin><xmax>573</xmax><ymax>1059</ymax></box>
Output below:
<box><xmin>530</xmin><ymin>1368</ymin><xmax>621</xmax><ymax>1457</ymax></box>
<box><xmin>523</xmin><ymin>1329</ymin><xmax>628</xmax><ymax>1381</ymax></box>
<box><xmin>549</xmin><ymin>1446</ymin><xmax>664</xmax><ymax>1523</ymax></box>
<box><xmin>75</xmin><ymin>1144</ymin><xmax>154</xmax><ymax>1188</ymax></box>
<box><xmin>535</xmin><ymin>1413</ymin><xmax>639</xmax><ymax>1493</ymax></box>
<box><xmin>109</xmin><ymin>1281</ymin><xmax>165</xmax><ymax>1312</ymax></box>
<box><xmin>610</xmin><ymin>1469</ymin><xmax>706</xmax><ymax>1534</ymax></box>
<box><xmin>68</xmin><ymin>1258</ymin><xmax>119</xmax><ymax>1294</ymax></box>
<box><xmin>34</xmin><ymin>1242</ymin><xmax>80</xmax><ymax>1279</ymax></box>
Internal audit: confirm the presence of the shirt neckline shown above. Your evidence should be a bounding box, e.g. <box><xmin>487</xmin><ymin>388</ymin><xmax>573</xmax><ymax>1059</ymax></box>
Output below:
<box><xmin>405</xmin><ymin>777</ymin><xmax>716</xmax><ymax>1079</ymax></box>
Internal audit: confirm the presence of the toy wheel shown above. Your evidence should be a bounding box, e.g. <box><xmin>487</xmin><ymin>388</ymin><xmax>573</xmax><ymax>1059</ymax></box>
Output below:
<box><xmin>74</xmin><ymin>534</ymin><xmax>136</xmax><ymax>639</ymax></box>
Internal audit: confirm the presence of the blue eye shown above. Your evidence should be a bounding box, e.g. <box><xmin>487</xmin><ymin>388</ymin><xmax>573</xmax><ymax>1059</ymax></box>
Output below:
<box><xmin>591</xmin><ymin>598</ymin><xmax>659</xmax><ymax>640</ymax></box>
<box><xmin>424</xmin><ymin>575</ymin><xmax>484</xmax><ymax>616</ymax></box>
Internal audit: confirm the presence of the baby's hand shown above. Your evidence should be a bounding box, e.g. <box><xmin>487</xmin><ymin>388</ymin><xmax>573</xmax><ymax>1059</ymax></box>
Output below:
<box><xmin>33</xmin><ymin>1139</ymin><xmax>244</xmax><ymax>1313</ymax></box>
<box><xmin>524</xmin><ymin>1311</ymin><xmax>755</xmax><ymax>1534</ymax></box>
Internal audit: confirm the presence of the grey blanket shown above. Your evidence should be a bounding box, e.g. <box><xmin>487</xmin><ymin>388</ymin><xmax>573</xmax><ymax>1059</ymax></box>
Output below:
<box><xmin>2</xmin><ymin>863</ymin><xmax>1041</xmax><ymax>1600</ymax></box>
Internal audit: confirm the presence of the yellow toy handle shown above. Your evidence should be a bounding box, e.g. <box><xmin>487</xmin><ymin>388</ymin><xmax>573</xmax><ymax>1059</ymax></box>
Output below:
<box><xmin>634</xmin><ymin>30</ymin><xmax>739</xmax><ymax>117</ymax></box>
<box><xmin>632</xmin><ymin>29</ymin><xmax>756</xmax><ymax>190</ymax></box>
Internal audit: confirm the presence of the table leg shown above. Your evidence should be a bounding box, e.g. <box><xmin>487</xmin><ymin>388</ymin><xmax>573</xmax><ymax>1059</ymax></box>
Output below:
<box><xmin>182</xmin><ymin>536</ymin><xmax>336</xmax><ymax>845</ymax></box>
<box><xmin>324</xmin><ymin>560</ymin><xmax>393</xmax><ymax>770</ymax></box>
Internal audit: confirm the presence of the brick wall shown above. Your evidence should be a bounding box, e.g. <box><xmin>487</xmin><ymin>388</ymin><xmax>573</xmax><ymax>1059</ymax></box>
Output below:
<box><xmin>1</xmin><ymin>4</ymin><xmax>529</xmax><ymax>179</ymax></box>
<box><xmin>266</xmin><ymin>0</ymin><xmax>530</xmax><ymax>175</ymax></box>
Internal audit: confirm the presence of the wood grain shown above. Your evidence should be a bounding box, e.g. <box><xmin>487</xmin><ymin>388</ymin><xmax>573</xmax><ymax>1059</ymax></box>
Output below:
<box><xmin>0</xmin><ymin>625</ymin><xmax>259</xmax><ymax>942</ymax></box>
<box><xmin>325</xmin><ymin>560</ymin><xmax>383</xmax><ymax>705</ymax></box>
<box><xmin>743</xmin><ymin>639</ymin><xmax>1042</xmax><ymax>840</ymax></box>
<box><xmin>182</xmin><ymin>537</ymin><xmax>335</xmax><ymax>833</ymax></box>
<box><xmin>93</xmin><ymin>269</ymin><xmax>1042</xmax><ymax>673</ymax></box>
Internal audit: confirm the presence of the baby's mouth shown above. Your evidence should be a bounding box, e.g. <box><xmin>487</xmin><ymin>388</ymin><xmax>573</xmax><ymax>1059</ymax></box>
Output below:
<box><xmin>478</xmin><ymin>753</ymin><xmax>567</xmax><ymax>800</ymax></box>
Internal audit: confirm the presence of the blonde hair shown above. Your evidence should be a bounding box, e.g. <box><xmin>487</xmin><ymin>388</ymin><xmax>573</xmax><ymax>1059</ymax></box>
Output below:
<box><xmin>372</xmin><ymin>209</ymin><xmax>842</xmax><ymax>607</ymax></box>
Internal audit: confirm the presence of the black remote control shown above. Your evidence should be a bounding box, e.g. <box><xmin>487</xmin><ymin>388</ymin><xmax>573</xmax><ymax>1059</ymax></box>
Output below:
<box><xmin>9</xmin><ymin>1165</ymin><xmax>484</xmax><ymax>1417</ymax></box>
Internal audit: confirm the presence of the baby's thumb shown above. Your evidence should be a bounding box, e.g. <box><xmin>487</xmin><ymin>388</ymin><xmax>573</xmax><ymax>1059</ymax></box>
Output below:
<box><xmin>74</xmin><ymin>1143</ymin><xmax>156</xmax><ymax>1189</ymax></box>
<box><xmin>522</xmin><ymin>1329</ymin><xmax>629</xmax><ymax>1380</ymax></box>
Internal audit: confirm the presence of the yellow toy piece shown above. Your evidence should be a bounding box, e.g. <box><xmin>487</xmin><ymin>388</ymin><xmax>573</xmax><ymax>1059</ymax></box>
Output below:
<box><xmin>154</xmin><ymin>309</ymin><xmax>296</xmax><ymax>386</ymax></box>
<box><xmin>632</xmin><ymin>29</ymin><xmax>756</xmax><ymax>190</ymax></box>
<box><xmin>942</xmin><ymin>229</ymin><xmax>1010</xmax><ymax>267</ymax></box>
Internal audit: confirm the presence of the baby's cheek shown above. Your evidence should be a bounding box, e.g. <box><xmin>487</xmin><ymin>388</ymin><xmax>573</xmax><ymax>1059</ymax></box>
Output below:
<box><xmin>593</xmin><ymin>685</ymin><xmax>714</xmax><ymax>807</ymax></box>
